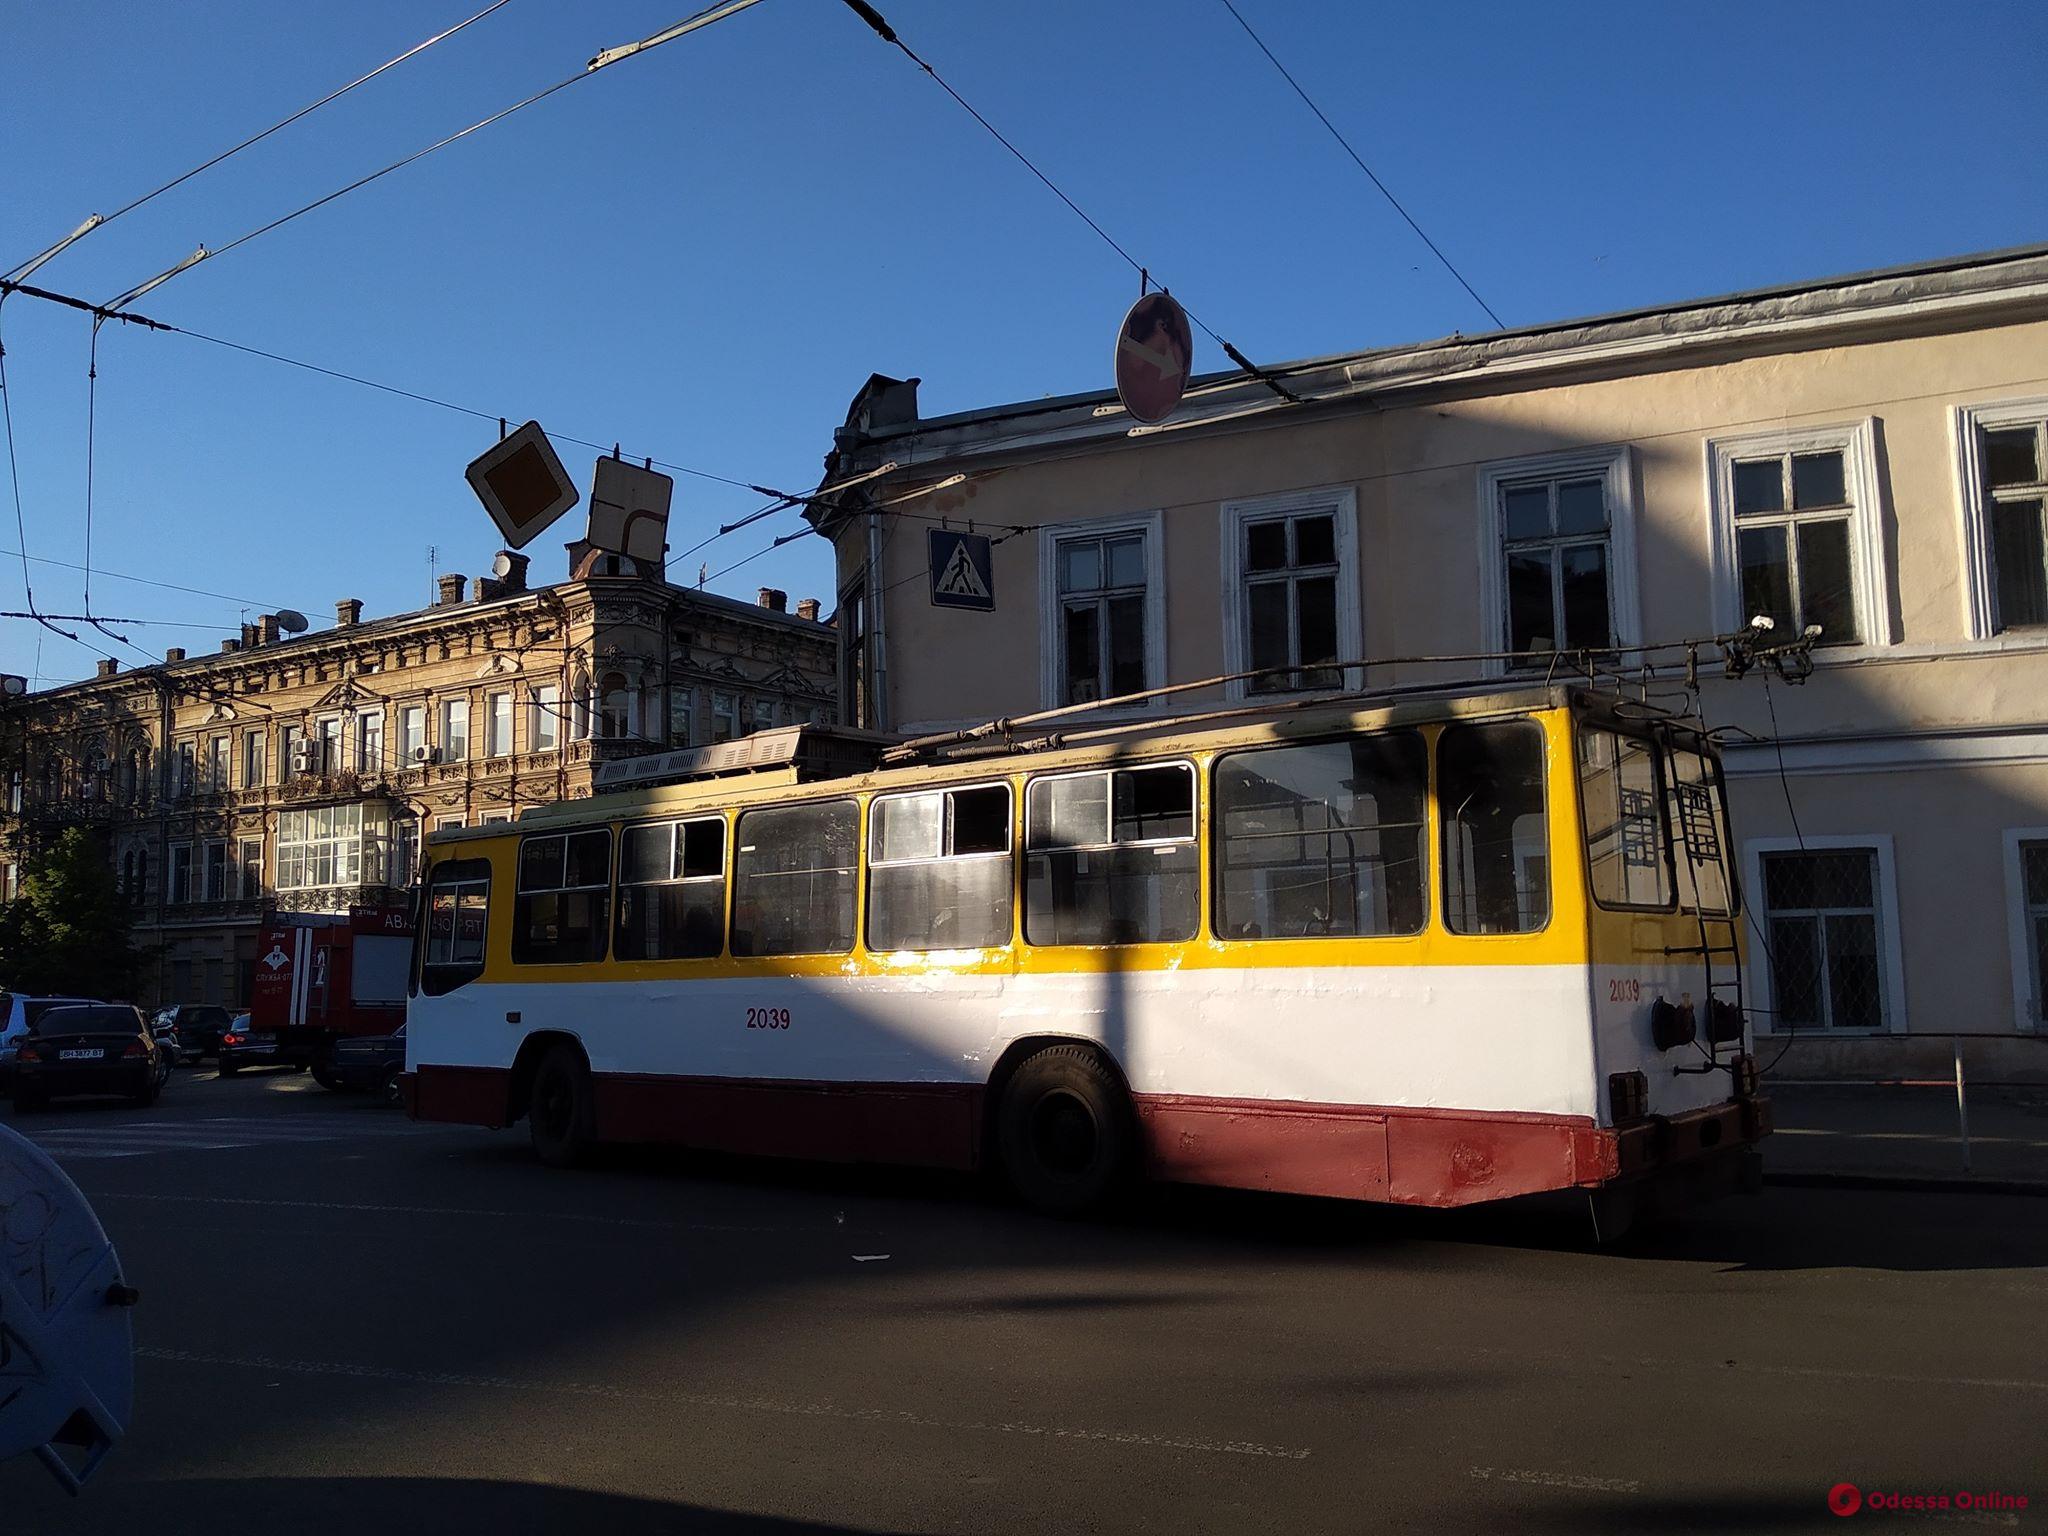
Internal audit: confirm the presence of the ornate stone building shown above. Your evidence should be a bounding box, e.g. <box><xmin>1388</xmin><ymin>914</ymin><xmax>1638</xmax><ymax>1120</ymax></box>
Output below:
<box><xmin>0</xmin><ymin>551</ymin><xmax>835</xmax><ymax>1008</ymax></box>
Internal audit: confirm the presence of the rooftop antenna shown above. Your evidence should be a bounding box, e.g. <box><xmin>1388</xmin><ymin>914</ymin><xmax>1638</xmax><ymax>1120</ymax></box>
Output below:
<box><xmin>427</xmin><ymin>544</ymin><xmax>439</xmax><ymax>602</ymax></box>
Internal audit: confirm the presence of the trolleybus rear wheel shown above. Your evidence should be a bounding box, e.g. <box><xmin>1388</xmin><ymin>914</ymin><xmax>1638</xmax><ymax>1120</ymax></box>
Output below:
<box><xmin>997</xmin><ymin>1045</ymin><xmax>1132</xmax><ymax>1216</ymax></box>
<box><xmin>529</xmin><ymin>1043</ymin><xmax>596</xmax><ymax>1169</ymax></box>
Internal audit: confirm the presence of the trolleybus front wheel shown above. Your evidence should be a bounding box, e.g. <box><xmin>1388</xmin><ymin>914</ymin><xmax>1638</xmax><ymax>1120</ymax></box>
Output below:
<box><xmin>996</xmin><ymin>1045</ymin><xmax>1132</xmax><ymax>1216</ymax></box>
<box><xmin>528</xmin><ymin>1043</ymin><xmax>596</xmax><ymax>1169</ymax></box>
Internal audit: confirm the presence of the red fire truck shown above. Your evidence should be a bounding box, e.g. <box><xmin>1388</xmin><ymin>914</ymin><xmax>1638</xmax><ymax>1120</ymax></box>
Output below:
<box><xmin>247</xmin><ymin>906</ymin><xmax>411</xmax><ymax>1086</ymax></box>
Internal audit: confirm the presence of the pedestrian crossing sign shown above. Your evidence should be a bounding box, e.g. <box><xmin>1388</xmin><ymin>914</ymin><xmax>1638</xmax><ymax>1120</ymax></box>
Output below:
<box><xmin>928</xmin><ymin>528</ymin><xmax>995</xmax><ymax>611</ymax></box>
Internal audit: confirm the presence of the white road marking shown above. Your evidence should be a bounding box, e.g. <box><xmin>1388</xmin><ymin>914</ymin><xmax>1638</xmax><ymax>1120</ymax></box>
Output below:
<box><xmin>135</xmin><ymin>1346</ymin><xmax>1313</xmax><ymax>1461</ymax></box>
<box><xmin>1469</xmin><ymin>1465</ymin><xmax>1641</xmax><ymax>1494</ymax></box>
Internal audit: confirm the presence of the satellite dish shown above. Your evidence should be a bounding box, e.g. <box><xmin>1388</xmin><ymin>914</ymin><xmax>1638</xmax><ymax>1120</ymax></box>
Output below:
<box><xmin>491</xmin><ymin>551</ymin><xmax>515</xmax><ymax>580</ymax></box>
<box><xmin>0</xmin><ymin>674</ymin><xmax>26</xmax><ymax>697</ymax></box>
<box><xmin>0</xmin><ymin>1122</ymin><xmax>136</xmax><ymax>1491</ymax></box>
<box><xmin>274</xmin><ymin>609</ymin><xmax>309</xmax><ymax>636</ymax></box>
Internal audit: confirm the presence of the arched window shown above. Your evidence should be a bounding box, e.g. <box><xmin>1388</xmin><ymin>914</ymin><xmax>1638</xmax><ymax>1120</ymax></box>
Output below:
<box><xmin>570</xmin><ymin>667</ymin><xmax>592</xmax><ymax>741</ymax></box>
<box><xmin>598</xmin><ymin>671</ymin><xmax>632</xmax><ymax>739</ymax></box>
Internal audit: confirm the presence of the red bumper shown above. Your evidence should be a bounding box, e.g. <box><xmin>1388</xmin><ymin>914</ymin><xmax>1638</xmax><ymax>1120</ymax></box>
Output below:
<box><xmin>1578</xmin><ymin>1095</ymin><xmax>1773</xmax><ymax>1185</ymax></box>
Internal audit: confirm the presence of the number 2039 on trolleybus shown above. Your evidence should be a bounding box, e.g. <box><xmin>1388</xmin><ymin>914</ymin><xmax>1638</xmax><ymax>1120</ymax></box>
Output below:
<box><xmin>403</xmin><ymin>680</ymin><xmax>1770</xmax><ymax>1228</ymax></box>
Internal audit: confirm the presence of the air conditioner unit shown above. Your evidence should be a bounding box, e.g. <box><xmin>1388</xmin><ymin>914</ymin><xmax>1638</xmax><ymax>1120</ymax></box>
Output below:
<box><xmin>411</xmin><ymin>744</ymin><xmax>441</xmax><ymax>765</ymax></box>
<box><xmin>290</xmin><ymin>742</ymin><xmax>317</xmax><ymax>774</ymax></box>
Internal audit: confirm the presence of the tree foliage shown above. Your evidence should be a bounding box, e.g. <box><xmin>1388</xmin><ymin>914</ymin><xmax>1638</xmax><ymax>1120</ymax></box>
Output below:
<box><xmin>0</xmin><ymin>828</ymin><xmax>145</xmax><ymax>1000</ymax></box>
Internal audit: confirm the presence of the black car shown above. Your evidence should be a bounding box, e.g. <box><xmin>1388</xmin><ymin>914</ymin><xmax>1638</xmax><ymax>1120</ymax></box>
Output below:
<box><xmin>154</xmin><ymin>1003</ymin><xmax>234</xmax><ymax>1062</ymax></box>
<box><xmin>12</xmin><ymin>1004</ymin><xmax>170</xmax><ymax>1110</ymax></box>
<box><xmin>326</xmin><ymin>1024</ymin><xmax>406</xmax><ymax>1103</ymax></box>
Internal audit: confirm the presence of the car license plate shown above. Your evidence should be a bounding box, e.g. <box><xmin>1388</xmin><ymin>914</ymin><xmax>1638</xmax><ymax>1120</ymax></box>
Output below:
<box><xmin>58</xmin><ymin>1048</ymin><xmax>104</xmax><ymax>1060</ymax></box>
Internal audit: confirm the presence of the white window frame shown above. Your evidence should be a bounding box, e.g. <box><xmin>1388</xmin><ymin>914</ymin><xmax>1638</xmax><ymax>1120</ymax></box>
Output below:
<box><xmin>1218</xmin><ymin>486</ymin><xmax>1362</xmax><ymax>701</ymax></box>
<box><xmin>530</xmin><ymin>684</ymin><xmax>561</xmax><ymax>753</ymax></box>
<box><xmin>1742</xmin><ymin>834</ymin><xmax>1905</xmax><ymax>1036</ymax></box>
<box><xmin>439</xmin><ymin>697</ymin><xmax>469</xmax><ymax>762</ymax></box>
<box><xmin>399</xmin><ymin>704</ymin><xmax>427</xmax><ymax>763</ymax></box>
<box><xmin>239</xmin><ymin>836</ymin><xmax>264</xmax><ymax>900</ymax></box>
<box><xmin>168</xmin><ymin>841</ymin><xmax>193</xmax><ymax>905</ymax></box>
<box><xmin>201</xmin><ymin>838</ymin><xmax>229</xmax><ymax>902</ymax></box>
<box><xmin>1705</xmin><ymin>420</ymin><xmax>1893</xmax><ymax>648</ymax></box>
<box><xmin>275</xmin><ymin>804</ymin><xmax>367</xmax><ymax>891</ymax></box>
<box><xmin>354</xmin><ymin>709</ymin><xmax>384</xmax><ymax>775</ymax></box>
<box><xmin>1476</xmin><ymin>446</ymin><xmax>1642</xmax><ymax>677</ymax></box>
<box><xmin>2000</xmin><ymin>827</ymin><xmax>2048</xmax><ymax>1034</ymax></box>
<box><xmin>241</xmin><ymin>729</ymin><xmax>266</xmax><ymax>789</ymax></box>
<box><xmin>1953</xmin><ymin>395</ymin><xmax>2048</xmax><ymax>641</ymax></box>
<box><xmin>1036</xmin><ymin>510</ymin><xmax>1167</xmax><ymax>712</ymax></box>
<box><xmin>484</xmin><ymin>691</ymin><xmax>512</xmax><ymax>757</ymax></box>
<box><xmin>433</xmin><ymin>814</ymin><xmax>465</xmax><ymax>832</ymax></box>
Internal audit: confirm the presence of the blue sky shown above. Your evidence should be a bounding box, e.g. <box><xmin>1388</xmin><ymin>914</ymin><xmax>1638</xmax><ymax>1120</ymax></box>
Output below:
<box><xmin>3</xmin><ymin>0</ymin><xmax>2044</xmax><ymax>687</ymax></box>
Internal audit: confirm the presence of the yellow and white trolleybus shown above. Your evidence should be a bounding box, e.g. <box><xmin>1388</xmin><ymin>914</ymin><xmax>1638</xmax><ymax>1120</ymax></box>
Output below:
<box><xmin>406</xmin><ymin>681</ymin><xmax>1770</xmax><ymax>1217</ymax></box>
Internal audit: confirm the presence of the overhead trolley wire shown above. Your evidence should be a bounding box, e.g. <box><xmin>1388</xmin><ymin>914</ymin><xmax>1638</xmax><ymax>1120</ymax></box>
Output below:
<box><xmin>94</xmin><ymin>0</ymin><xmax>772</xmax><ymax>307</ymax></box>
<box><xmin>836</xmin><ymin>0</ymin><xmax>1300</xmax><ymax>405</ymax></box>
<box><xmin>1217</xmin><ymin>0</ymin><xmax>1504</xmax><ymax>331</ymax></box>
<box><xmin>2</xmin><ymin>0</ymin><xmax>517</xmax><ymax>283</ymax></box>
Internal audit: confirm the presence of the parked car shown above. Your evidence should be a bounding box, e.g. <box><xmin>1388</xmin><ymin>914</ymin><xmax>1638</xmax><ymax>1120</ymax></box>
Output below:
<box><xmin>153</xmin><ymin>1003</ymin><xmax>234</xmax><ymax>1062</ymax></box>
<box><xmin>11</xmin><ymin>1004</ymin><xmax>168</xmax><ymax>1110</ymax></box>
<box><xmin>0</xmin><ymin>992</ymin><xmax>100</xmax><ymax>1086</ymax></box>
<box><xmin>326</xmin><ymin>1024</ymin><xmax>407</xmax><ymax>1104</ymax></box>
<box><xmin>218</xmin><ymin>1015</ymin><xmax>295</xmax><ymax>1075</ymax></box>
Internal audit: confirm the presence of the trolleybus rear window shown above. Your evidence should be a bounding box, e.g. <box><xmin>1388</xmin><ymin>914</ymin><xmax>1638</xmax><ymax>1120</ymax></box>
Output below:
<box><xmin>868</xmin><ymin>784</ymin><xmax>1013</xmax><ymax>952</ymax></box>
<box><xmin>1024</xmin><ymin>764</ymin><xmax>1197</xmax><ymax>946</ymax></box>
<box><xmin>1664</xmin><ymin>746</ymin><xmax>1736</xmax><ymax>914</ymax></box>
<box><xmin>1440</xmin><ymin>721</ymin><xmax>1550</xmax><ymax>935</ymax></box>
<box><xmin>514</xmin><ymin>829</ymin><xmax>614</xmax><ymax>965</ymax></box>
<box><xmin>420</xmin><ymin>858</ymin><xmax>490</xmax><ymax>995</ymax></box>
<box><xmin>732</xmin><ymin>801</ymin><xmax>859</xmax><ymax>956</ymax></box>
<box><xmin>616</xmin><ymin>817</ymin><xmax>727</xmax><ymax>960</ymax></box>
<box><xmin>1214</xmin><ymin>731</ymin><xmax>1428</xmax><ymax>940</ymax></box>
<box><xmin>1578</xmin><ymin>728</ymin><xmax>1675</xmax><ymax>910</ymax></box>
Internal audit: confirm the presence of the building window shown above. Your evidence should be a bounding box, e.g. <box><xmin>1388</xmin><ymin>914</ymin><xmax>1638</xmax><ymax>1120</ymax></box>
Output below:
<box><xmin>239</xmin><ymin>837</ymin><xmax>264</xmax><ymax>899</ymax></box>
<box><xmin>399</xmin><ymin>705</ymin><xmax>426</xmax><ymax>763</ymax></box>
<box><xmin>1024</xmin><ymin>764</ymin><xmax>1198</xmax><ymax>946</ymax></box>
<box><xmin>433</xmin><ymin>814</ymin><xmax>465</xmax><ymax>833</ymax></box>
<box><xmin>1708</xmin><ymin>422</ymin><xmax>1887</xmax><ymax>648</ymax></box>
<box><xmin>202</xmin><ymin>839</ymin><xmax>229</xmax><ymax>902</ymax></box>
<box><xmin>280</xmin><ymin>724</ymin><xmax>304</xmax><ymax>778</ymax></box>
<box><xmin>439</xmin><ymin>698</ymin><xmax>469</xmax><ymax>761</ymax></box>
<box><xmin>1221</xmin><ymin>490</ymin><xmax>1361</xmax><ymax>696</ymax></box>
<box><xmin>317</xmin><ymin>716</ymin><xmax>344</xmax><ymax>775</ymax></box>
<box><xmin>241</xmin><ymin>731</ymin><xmax>266</xmax><ymax>789</ymax></box>
<box><xmin>1</xmin><ymin>862</ymin><xmax>17</xmax><ymax>902</ymax></box>
<box><xmin>731</xmin><ymin>801</ymin><xmax>858</xmax><ymax>956</ymax></box>
<box><xmin>389</xmin><ymin>818</ymin><xmax>419</xmax><ymax>887</ymax></box>
<box><xmin>356</xmin><ymin>711</ymin><xmax>384</xmax><ymax>774</ymax></box>
<box><xmin>597</xmin><ymin>672</ymin><xmax>632</xmax><ymax>739</ymax></box>
<box><xmin>868</xmin><ymin>784</ymin><xmax>1013</xmax><ymax>952</ymax></box>
<box><xmin>276</xmin><ymin>804</ymin><xmax>365</xmax><ymax>890</ymax></box>
<box><xmin>2001</xmin><ymin>831</ymin><xmax>2048</xmax><ymax>1033</ymax></box>
<box><xmin>667</xmin><ymin>686</ymin><xmax>694</xmax><ymax>748</ymax></box>
<box><xmin>711</xmin><ymin>692</ymin><xmax>740</xmax><ymax>743</ymax></box>
<box><xmin>513</xmin><ymin>829</ymin><xmax>612</xmax><ymax>964</ymax></box>
<box><xmin>839</xmin><ymin>580</ymin><xmax>871</xmax><ymax>729</ymax></box>
<box><xmin>205</xmin><ymin>735</ymin><xmax>229</xmax><ymax>792</ymax></box>
<box><xmin>1477</xmin><ymin>448</ymin><xmax>1639</xmax><ymax>674</ymax></box>
<box><xmin>749</xmin><ymin>698</ymin><xmax>775</xmax><ymax>736</ymax></box>
<box><xmin>1954</xmin><ymin>399</ymin><xmax>2048</xmax><ymax>638</ymax></box>
<box><xmin>173</xmin><ymin>740</ymin><xmax>197</xmax><ymax>799</ymax></box>
<box><xmin>616</xmin><ymin>817</ymin><xmax>726</xmax><ymax>960</ymax></box>
<box><xmin>1755</xmin><ymin>846</ymin><xmax>1891</xmax><ymax>1032</ymax></box>
<box><xmin>1041</xmin><ymin>515</ymin><xmax>1163</xmax><ymax>708</ymax></box>
<box><xmin>1439</xmin><ymin>720</ymin><xmax>1549</xmax><ymax>935</ymax></box>
<box><xmin>531</xmin><ymin>684</ymin><xmax>560</xmax><ymax>752</ymax></box>
<box><xmin>169</xmin><ymin>842</ymin><xmax>193</xmax><ymax>905</ymax></box>
<box><xmin>485</xmin><ymin>692</ymin><xmax>512</xmax><ymax>757</ymax></box>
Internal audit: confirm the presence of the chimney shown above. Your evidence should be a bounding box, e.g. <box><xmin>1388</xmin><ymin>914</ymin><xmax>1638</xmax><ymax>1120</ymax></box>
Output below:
<box><xmin>495</xmin><ymin>551</ymin><xmax>529</xmax><ymax>592</ymax></box>
<box><xmin>336</xmin><ymin>598</ymin><xmax>363</xmax><ymax>627</ymax></box>
<box><xmin>220</xmin><ymin>638</ymin><xmax>241</xmax><ymax>653</ymax></box>
<box><xmin>258</xmin><ymin>614</ymin><xmax>280</xmax><ymax>645</ymax></box>
<box><xmin>757</xmin><ymin>587</ymin><xmax>787</xmax><ymax>613</ymax></box>
<box><xmin>96</xmin><ymin>658</ymin><xmax>120</xmax><ymax>678</ymax></box>
<box><xmin>796</xmin><ymin>597</ymin><xmax>821</xmax><ymax>622</ymax></box>
<box><xmin>436</xmin><ymin>574</ymin><xmax>466</xmax><ymax>607</ymax></box>
<box><xmin>241</xmin><ymin>621</ymin><xmax>261</xmax><ymax>649</ymax></box>
<box><xmin>471</xmin><ymin>576</ymin><xmax>502</xmax><ymax>603</ymax></box>
<box><xmin>165</xmin><ymin>646</ymin><xmax>186</xmax><ymax>663</ymax></box>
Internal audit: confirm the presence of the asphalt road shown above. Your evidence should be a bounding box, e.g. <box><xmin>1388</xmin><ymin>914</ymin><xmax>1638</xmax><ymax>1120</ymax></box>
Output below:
<box><xmin>4</xmin><ymin>1069</ymin><xmax>2043</xmax><ymax>1535</ymax></box>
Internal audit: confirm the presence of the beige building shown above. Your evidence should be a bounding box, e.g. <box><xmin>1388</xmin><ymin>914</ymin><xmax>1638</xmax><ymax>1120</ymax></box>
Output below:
<box><xmin>812</xmin><ymin>244</ymin><xmax>2048</xmax><ymax>1080</ymax></box>
<box><xmin>0</xmin><ymin>552</ymin><xmax>835</xmax><ymax>1009</ymax></box>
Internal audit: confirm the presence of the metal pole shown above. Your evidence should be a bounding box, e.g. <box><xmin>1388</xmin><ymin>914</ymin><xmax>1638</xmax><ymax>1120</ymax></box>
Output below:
<box><xmin>1954</xmin><ymin>1035</ymin><xmax>1971</xmax><ymax>1175</ymax></box>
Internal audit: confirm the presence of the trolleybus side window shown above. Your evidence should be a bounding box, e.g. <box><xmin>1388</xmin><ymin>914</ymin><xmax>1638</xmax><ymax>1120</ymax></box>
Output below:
<box><xmin>868</xmin><ymin>784</ymin><xmax>1013</xmax><ymax>952</ymax></box>
<box><xmin>1664</xmin><ymin>746</ymin><xmax>1736</xmax><ymax>914</ymax></box>
<box><xmin>1214</xmin><ymin>731</ymin><xmax>1428</xmax><ymax>939</ymax></box>
<box><xmin>731</xmin><ymin>800</ymin><xmax>858</xmax><ymax>956</ymax></box>
<box><xmin>1577</xmin><ymin>728</ymin><xmax>1675</xmax><ymax>910</ymax></box>
<box><xmin>615</xmin><ymin>817</ymin><xmax>727</xmax><ymax>960</ymax></box>
<box><xmin>513</xmin><ymin>828</ymin><xmax>613</xmax><ymax>965</ymax></box>
<box><xmin>1440</xmin><ymin>721</ymin><xmax>1550</xmax><ymax>934</ymax></box>
<box><xmin>1024</xmin><ymin>763</ymin><xmax>1197</xmax><ymax>946</ymax></box>
<box><xmin>421</xmin><ymin>858</ymin><xmax>490</xmax><ymax>995</ymax></box>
